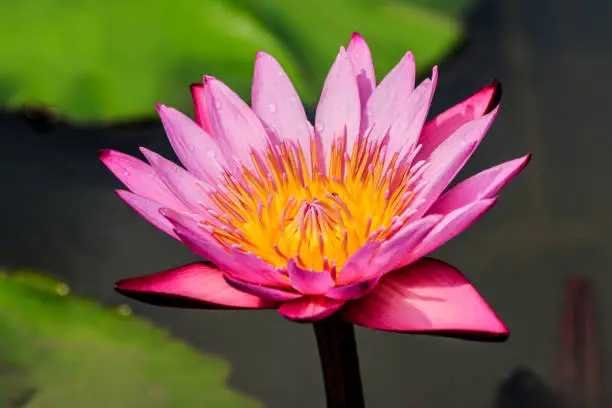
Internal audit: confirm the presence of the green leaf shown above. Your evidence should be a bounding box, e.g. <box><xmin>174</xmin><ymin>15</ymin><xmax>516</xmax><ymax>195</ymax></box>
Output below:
<box><xmin>0</xmin><ymin>0</ymin><xmax>462</xmax><ymax>122</ymax></box>
<box><xmin>0</xmin><ymin>271</ymin><xmax>261</xmax><ymax>408</ymax></box>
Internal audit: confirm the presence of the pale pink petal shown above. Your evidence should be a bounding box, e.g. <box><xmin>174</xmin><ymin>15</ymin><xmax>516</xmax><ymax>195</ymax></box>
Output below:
<box><xmin>287</xmin><ymin>259</ymin><xmax>335</xmax><ymax>295</ymax></box>
<box><xmin>410</xmin><ymin>107</ymin><xmax>499</xmax><ymax>220</ymax></box>
<box><xmin>160</xmin><ymin>207</ymin><xmax>244</xmax><ymax>271</ymax></box>
<box><xmin>161</xmin><ymin>208</ymin><xmax>289</xmax><ymax>288</ymax></box>
<box><xmin>342</xmin><ymin>258</ymin><xmax>508</xmax><ymax>340</ymax></box>
<box><xmin>417</xmin><ymin>80</ymin><xmax>501</xmax><ymax>161</ymax></box>
<box><xmin>115</xmin><ymin>263</ymin><xmax>276</xmax><ymax>309</ymax></box>
<box><xmin>224</xmin><ymin>275</ymin><xmax>302</xmax><ymax>301</ymax></box>
<box><xmin>190</xmin><ymin>83</ymin><xmax>214</xmax><ymax>135</ymax></box>
<box><xmin>372</xmin><ymin>214</ymin><xmax>442</xmax><ymax>273</ymax></box>
<box><xmin>325</xmin><ymin>278</ymin><xmax>380</xmax><ymax>300</ymax></box>
<box><xmin>385</xmin><ymin>67</ymin><xmax>438</xmax><ymax>161</ymax></box>
<box><xmin>278</xmin><ymin>296</ymin><xmax>346</xmax><ymax>322</ymax></box>
<box><xmin>98</xmin><ymin>149</ymin><xmax>186</xmax><ymax>211</ymax></box>
<box><xmin>204</xmin><ymin>76</ymin><xmax>271</xmax><ymax>164</ymax></box>
<box><xmin>347</xmin><ymin>32</ymin><xmax>376</xmax><ymax>106</ymax></box>
<box><xmin>115</xmin><ymin>190</ymin><xmax>180</xmax><ymax>240</ymax></box>
<box><xmin>362</xmin><ymin>52</ymin><xmax>415</xmax><ymax>140</ymax></box>
<box><xmin>334</xmin><ymin>242</ymin><xmax>380</xmax><ymax>286</ymax></box>
<box><xmin>405</xmin><ymin>199</ymin><xmax>498</xmax><ymax>266</ymax></box>
<box><xmin>252</xmin><ymin>52</ymin><xmax>311</xmax><ymax>155</ymax></box>
<box><xmin>157</xmin><ymin>104</ymin><xmax>227</xmax><ymax>183</ymax></box>
<box><xmin>427</xmin><ymin>154</ymin><xmax>531</xmax><ymax>215</ymax></box>
<box><xmin>315</xmin><ymin>47</ymin><xmax>361</xmax><ymax>162</ymax></box>
<box><xmin>139</xmin><ymin>147</ymin><xmax>216</xmax><ymax>211</ymax></box>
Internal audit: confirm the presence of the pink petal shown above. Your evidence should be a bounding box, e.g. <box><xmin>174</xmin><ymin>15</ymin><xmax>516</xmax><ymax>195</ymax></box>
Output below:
<box><xmin>224</xmin><ymin>275</ymin><xmax>302</xmax><ymax>301</ymax></box>
<box><xmin>342</xmin><ymin>258</ymin><xmax>508</xmax><ymax>340</ymax></box>
<box><xmin>190</xmin><ymin>83</ymin><xmax>214</xmax><ymax>135</ymax></box>
<box><xmin>427</xmin><ymin>154</ymin><xmax>531</xmax><ymax>215</ymax></box>
<box><xmin>252</xmin><ymin>52</ymin><xmax>311</xmax><ymax>154</ymax></box>
<box><xmin>287</xmin><ymin>259</ymin><xmax>335</xmax><ymax>295</ymax></box>
<box><xmin>410</xmin><ymin>107</ymin><xmax>499</xmax><ymax>220</ymax></box>
<box><xmin>115</xmin><ymin>190</ymin><xmax>179</xmax><ymax>240</ymax></box>
<box><xmin>372</xmin><ymin>214</ymin><xmax>442</xmax><ymax>273</ymax></box>
<box><xmin>98</xmin><ymin>149</ymin><xmax>186</xmax><ymax>211</ymax></box>
<box><xmin>347</xmin><ymin>32</ymin><xmax>376</xmax><ymax>107</ymax></box>
<box><xmin>335</xmin><ymin>214</ymin><xmax>439</xmax><ymax>286</ymax></box>
<box><xmin>140</xmin><ymin>147</ymin><xmax>215</xmax><ymax>211</ymax></box>
<box><xmin>405</xmin><ymin>199</ymin><xmax>498</xmax><ymax>266</ymax></box>
<box><xmin>315</xmin><ymin>47</ymin><xmax>361</xmax><ymax>162</ymax></box>
<box><xmin>115</xmin><ymin>262</ymin><xmax>276</xmax><ymax>309</ymax></box>
<box><xmin>417</xmin><ymin>80</ymin><xmax>501</xmax><ymax>161</ymax></box>
<box><xmin>157</xmin><ymin>104</ymin><xmax>227</xmax><ymax>184</ymax></box>
<box><xmin>278</xmin><ymin>296</ymin><xmax>346</xmax><ymax>322</ymax></box>
<box><xmin>362</xmin><ymin>51</ymin><xmax>415</xmax><ymax>140</ymax></box>
<box><xmin>204</xmin><ymin>76</ymin><xmax>272</xmax><ymax>164</ymax></box>
<box><xmin>161</xmin><ymin>208</ymin><xmax>289</xmax><ymax>288</ymax></box>
<box><xmin>385</xmin><ymin>67</ymin><xmax>438</xmax><ymax>161</ymax></box>
<box><xmin>334</xmin><ymin>242</ymin><xmax>380</xmax><ymax>286</ymax></box>
<box><xmin>325</xmin><ymin>278</ymin><xmax>380</xmax><ymax>300</ymax></box>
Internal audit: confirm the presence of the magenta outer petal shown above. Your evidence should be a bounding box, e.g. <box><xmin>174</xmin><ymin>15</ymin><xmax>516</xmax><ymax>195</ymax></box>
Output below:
<box><xmin>278</xmin><ymin>296</ymin><xmax>346</xmax><ymax>322</ymax></box>
<box><xmin>140</xmin><ymin>147</ymin><xmax>215</xmax><ymax>211</ymax></box>
<box><xmin>287</xmin><ymin>259</ymin><xmax>335</xmax><ymax>295</ymax></box>
<box><xmin>427</xmin><ymin>154</ymin><xmax>531</xmax><ymax>215</ymax></box>
<box><xmin>347</xmin><ymin>32</ymin><xmax>376</xmax><ymax>107</ymax></box>
<box><xmin>115</xmin><ymin>190</ymin><xmax>179</xmax><ymax>240</ymax></box>
<box><xmin>410</xmin><ymin>107</ymin><xmax>499</xmax><ymax>220</ymax></box>
<box><xmin>342</xmin><ymin>258</ymin><xmax>508</xmax><ymax>340</ymax></box>
<box><xmin>224</xmin><ymin>275</ymin><xmax>302</xmax><ymax>302</ymax></box>
<box><xmin>115</xmin><ymin>263</ymin><xmax>277</xmax><ymax>309</ymax></box>
<box><xmin>403</xmin><ymin>198</ymin><xmax>498</xmax><ymax>267</ymax></box>
<box><xmin>417</xmin><ymin>80</ymin><xmax>501</xmax><ymax>161</ymax></box>
<box><xmin>252</xmin><ymin>52</ymin><xmax>311</xmax><ymax>152</ymax></box>
<box><xmin>325</xmin><ymin>278</ymin><xmax>380</xmax><ymax>300</ymax></box>
<box><xmin>157</xmin><ymin>104</ymin><xmax>227</xmax><ymax>184</ymax></box>
<box><xmin>204</xmin><ymin>76</ymin><xmax>271</xmax><ymax>164</ymax></box>
<box><xmin>190</xmin><ymin>83</ymin><xmax>214</xmax><ymax>135</ymax></box>
<box><xmin>315</xmin><ymin>47</ymin><xmax>361</xmax><ymax>161</ymax></box>
<box><xmin>98</xmin><ymin>149</ymin><xmax>186</xmax><ymax>211</ymax></box>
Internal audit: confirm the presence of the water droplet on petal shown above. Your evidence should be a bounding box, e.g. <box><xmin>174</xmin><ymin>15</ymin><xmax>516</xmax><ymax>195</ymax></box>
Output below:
<box><xmin>213</xmin><ymin>100</ymin><xmax>222</xmax><ymax>110</ymax></box>
<box><xmin>269</xmin><ymin>104</ymin><xmax>277</xmax><ymax>113</ymax></box>
<box><xmin>277</xmin><ymin>71</ymin><xmax>284</xmax><ymax>77</ymax></box>
<box><xmin>123</xmin><ymin>171</ymin><xmax>130</xmax><ymax>176</ymax></box>
<box><xmin>188</xmin><ymin>144</ymin><xmax>196</xmax><ymax>152</ymax></box>
<box><xmin>316</xmin><ymin>123</ymin><xmax>325</xmax><ymax>133</ymax></box>
<box><xmin>207</xmin><ymin>150</ymin><xmax>216</xmax><ymax>160</ymax></box>
<box><xmin>289</xmin><ymin>96</ymin><xmax>298</xmax><ymax>104</ymax></box>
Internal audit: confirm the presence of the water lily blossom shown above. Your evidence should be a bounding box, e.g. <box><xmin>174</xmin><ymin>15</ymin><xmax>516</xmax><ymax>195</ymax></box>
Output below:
<box><xmin>102</xmin><ymin>33</ymin><xmax>529</xmax><ymax>340</ymax></box>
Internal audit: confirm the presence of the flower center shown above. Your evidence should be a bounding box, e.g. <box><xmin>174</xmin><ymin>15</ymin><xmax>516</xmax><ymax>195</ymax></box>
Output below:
<box><xmin>203</xmin><ymin>137</ymin><xmax>423</xmax><ymax>272</ymax></box>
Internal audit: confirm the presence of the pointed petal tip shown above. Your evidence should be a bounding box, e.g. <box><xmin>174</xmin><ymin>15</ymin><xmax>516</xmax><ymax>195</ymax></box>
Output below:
<box><xmin>485</xmin><ymin>79</ymin><xmax>503</xmax><ymax>113</ymax></box>
<box><xmin>190</xmin><ymin>83</ymin><xmax>203</xmax><ymax>91</ymax></box>
<box><xmin>97</xmin><ymin>148</ymin><xmax>111</xmax><ymax>159</ymax></box>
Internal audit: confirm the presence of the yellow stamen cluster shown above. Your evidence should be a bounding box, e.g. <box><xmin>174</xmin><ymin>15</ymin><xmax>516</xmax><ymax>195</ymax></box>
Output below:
<box><xmin>203</xmin><ymin>137</ymin><xmax>420</xmax><ymax>272</ymax></box>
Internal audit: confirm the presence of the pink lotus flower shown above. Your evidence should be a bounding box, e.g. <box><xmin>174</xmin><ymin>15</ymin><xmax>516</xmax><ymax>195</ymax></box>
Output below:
<box><xmin>101</xmin><ymin>33</ymin><xmax>529</xmax><ymax>340</ymax></box>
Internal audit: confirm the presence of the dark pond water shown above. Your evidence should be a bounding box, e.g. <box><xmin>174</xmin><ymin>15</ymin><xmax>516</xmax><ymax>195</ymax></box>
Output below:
<box><xmin>2</xmin><ymin>0</ymin><xmax>611</xmax><ymax>406</ymax></box>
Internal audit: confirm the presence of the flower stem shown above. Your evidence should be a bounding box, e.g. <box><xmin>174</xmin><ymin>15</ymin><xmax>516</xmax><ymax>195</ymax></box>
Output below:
<box><xmin>313</xmin><ymin>316</ymin><xmax>365</xmax><ymax>408</ymax></box>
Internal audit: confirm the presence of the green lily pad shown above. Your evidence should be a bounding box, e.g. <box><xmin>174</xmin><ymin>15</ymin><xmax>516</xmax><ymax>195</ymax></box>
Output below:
<box><xmin>0</xmin><ymin>271</ymin><xmax>261</xmax><ymax>408</ymax></box>
<box><xmin>0</xmin><ymin>0</ymin><xmax>464</xmax><ymax>123</ymax></box>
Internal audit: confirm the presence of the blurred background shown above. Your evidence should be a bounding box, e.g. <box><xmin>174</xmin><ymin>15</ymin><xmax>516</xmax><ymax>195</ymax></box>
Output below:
<box><xmin>0</xmin><ymin>0</ymin><xmax>610</xmax><ymax>406</ymax></box>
